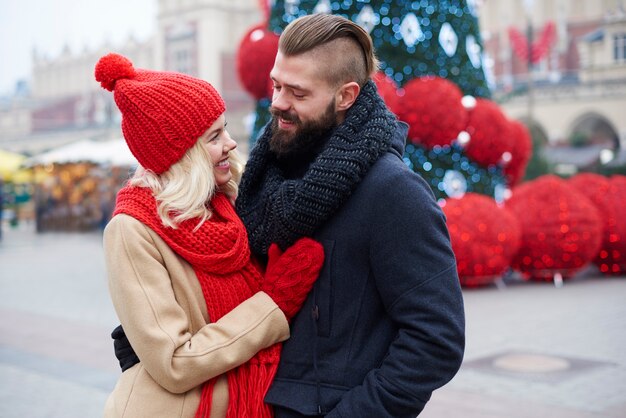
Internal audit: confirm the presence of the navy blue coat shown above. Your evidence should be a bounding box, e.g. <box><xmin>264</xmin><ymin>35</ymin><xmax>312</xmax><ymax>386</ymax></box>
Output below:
<box><xmin>265</xmin><ymin>122</ymin><xmax>465</xmax><ymax>417</ymax></box>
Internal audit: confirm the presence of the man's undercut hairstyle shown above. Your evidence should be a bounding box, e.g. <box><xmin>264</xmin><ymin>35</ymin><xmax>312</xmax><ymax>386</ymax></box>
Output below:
<box><xmin>279</xmin><ymin>13</ymin><xmax>379</xmax><ymax>88</ymax></box>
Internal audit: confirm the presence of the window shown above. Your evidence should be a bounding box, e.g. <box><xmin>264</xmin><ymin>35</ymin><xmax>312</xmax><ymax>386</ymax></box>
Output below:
<box><xmin>613</xmin><ymin>33</ymin><xmax>626</xmax><ymax>62</ymax></box>
<box><xmin>174</xmin><ymin>49</ymin><xmax>192</xmax><ymax>75</ymax></box>
<box><xmin>165</xmin><ymin>22</ymin><xmax>198</xmax><ymax>76</ymax></box>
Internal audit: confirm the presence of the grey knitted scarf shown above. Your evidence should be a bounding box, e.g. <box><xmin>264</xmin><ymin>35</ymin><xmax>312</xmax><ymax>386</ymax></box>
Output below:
<box><xmin>236</xmin><ymin>81</ymin><xmax>397</xmax><ymax>257</ymax></box>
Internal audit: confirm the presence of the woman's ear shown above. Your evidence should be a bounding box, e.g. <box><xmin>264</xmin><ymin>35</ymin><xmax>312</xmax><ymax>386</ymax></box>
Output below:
<box><xmin>335</xmin><ymin>82</ymin><xmax>360</xmax><ymax>112</ymax></box>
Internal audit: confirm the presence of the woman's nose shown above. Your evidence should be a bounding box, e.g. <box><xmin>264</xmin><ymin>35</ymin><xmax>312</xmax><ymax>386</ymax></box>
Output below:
<box><xmin>224</xmin><ymin>134</ymin><xmax>237</xmax><ymax>152</ymax></box>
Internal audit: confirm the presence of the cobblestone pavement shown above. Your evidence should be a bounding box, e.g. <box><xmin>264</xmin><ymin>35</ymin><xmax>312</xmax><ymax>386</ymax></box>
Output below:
<box><xmin>1</xmin><ymin>223</ymin><xmax>625</xmax><ymax>417</ymax></box>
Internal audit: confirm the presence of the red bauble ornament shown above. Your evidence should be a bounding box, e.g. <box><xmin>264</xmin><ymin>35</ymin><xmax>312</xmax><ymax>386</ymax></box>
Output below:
<box><xmin>506</xmin><ymin>175</ymin><xmax>603</xmax><ymax>281</ymax></box>
<box><xmin>504</xmin><ymin>120</ymin><xmax>533</xmax><ymax>186</ymax></box>
<box><xmin>464</xmin><ymin>98</ymin><xmax>514</xmax><ymax>168</ymax></box>
<box><xmin>395</xmin><ymin>76</ymin><xmax>468</xmax><ymax>148</ymax></box>
<box><xmin>442</xmin><ymin>193</ymin><xmax>521</xmax><ymax>287</ymax></box>
<box><xmin>569</xmin><ymin>173</ymin><xmax>626</xmax><ymax>275</ymax></box>
<box><xmin>236</xmin><ymin>24</ymin><xmax>279</xmax><ymax>100</ymax></box>
<box><xmin>373</xmin><ymin>72</ymin><xmax>400</xmax><ymax>114</ymax></box>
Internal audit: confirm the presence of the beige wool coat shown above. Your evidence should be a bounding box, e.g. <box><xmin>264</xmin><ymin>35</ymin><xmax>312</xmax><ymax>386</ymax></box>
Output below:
<box><xmin>102</xmin><ymin>214</ymin><xmax>290</xmax><ymax>418</ymax></box>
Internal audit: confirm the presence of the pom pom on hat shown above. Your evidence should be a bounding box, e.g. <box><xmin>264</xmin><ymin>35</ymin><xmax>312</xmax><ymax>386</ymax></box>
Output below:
<box><xmin>94</xmin><ymin>52</ymin><xmax>225</xmax><ymax>174</ymax></box>
<box><xmin>95</xmin><ymin>53</ymin><xmax>137</xmax><ymax>91</ymax></box>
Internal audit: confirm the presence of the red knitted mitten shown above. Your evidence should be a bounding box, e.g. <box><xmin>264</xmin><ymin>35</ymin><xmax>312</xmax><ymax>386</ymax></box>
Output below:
<box><xmin>262</xmin><ymin>238</ymin><xmax>325</xmax><ymax>321</ymax></box>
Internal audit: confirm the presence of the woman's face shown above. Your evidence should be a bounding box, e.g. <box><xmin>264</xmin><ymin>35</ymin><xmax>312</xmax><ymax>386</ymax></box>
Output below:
<box><xmin>200</xmin><ymin>114</ymin><xmax>237</xmax><ymax>186</ymax></box>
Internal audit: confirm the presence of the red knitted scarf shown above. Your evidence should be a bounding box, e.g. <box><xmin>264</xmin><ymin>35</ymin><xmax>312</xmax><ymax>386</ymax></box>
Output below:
<box><xmin>114</xmin><ymin>185</ymin><xmax>280</xmax><ymax>418</ymax></box>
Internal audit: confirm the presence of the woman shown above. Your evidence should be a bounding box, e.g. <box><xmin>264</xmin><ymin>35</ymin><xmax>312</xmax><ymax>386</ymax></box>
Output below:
<box><xmin>95</xmin><ymin>53</ymin><xmax>324</xmax><ymax>418</ymax></box>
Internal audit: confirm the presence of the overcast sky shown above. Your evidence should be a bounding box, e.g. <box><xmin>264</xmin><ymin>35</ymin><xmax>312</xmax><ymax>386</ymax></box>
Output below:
<box><xmin>0</xmin><ymin>0</ymin><xmax>156</xmax><ymax>96</ymax></box>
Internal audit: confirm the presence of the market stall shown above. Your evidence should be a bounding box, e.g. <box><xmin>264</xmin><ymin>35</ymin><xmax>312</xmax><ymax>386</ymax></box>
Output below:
<box><xmin>24</xmin><ymin>138</ymin><xmax>136</xmax><ymax>232</ymax></box>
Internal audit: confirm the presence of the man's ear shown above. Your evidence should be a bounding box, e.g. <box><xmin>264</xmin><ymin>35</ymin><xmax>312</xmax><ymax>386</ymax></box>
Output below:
<box><xmin>335</xmin><ymin>82</ymin><xmax>360</xmax><ymax>111</ymax></box>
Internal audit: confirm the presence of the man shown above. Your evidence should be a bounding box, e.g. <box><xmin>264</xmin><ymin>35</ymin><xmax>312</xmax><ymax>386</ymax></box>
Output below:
<box><xmin>236</xmin><ymin>13</ymin><xmax>464</xmax><ymax>417</ymax></box>
<box><xmin>114</xmin><ymin>13</ymin><xmax>465</xmax><ymax>417</ymax></box>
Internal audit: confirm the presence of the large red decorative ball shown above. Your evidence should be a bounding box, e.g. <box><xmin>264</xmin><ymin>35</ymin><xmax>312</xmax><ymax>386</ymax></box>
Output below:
<box><xmin>236</xmin><ymin>24</ymin><xmax>279</xmax><ymax>100</ymax></box>
<box><xmin>395</xmin><ymin>76</ymin><xmax>468</xmax><ymax>148</ymax></box>
<box><xmin>569</xmin><ymin>173</ymin><xmax>626</xmax><ymax>275</ymax></box>
<box><xmin>442</xmin><ymin>193</ymin><xmax>521</xmax><ymax>287</ymax></box>
<box><xmin>506</xmin><ymin>175</ymin><xmax>603</xmax><ymax>281</ymax></box>
<box><xmin>504</xmin><ymin>120</ymin><xmax>532</xmax><ymax>186</ymax></box>
<box><xmin>373</xmin><ymin>72</ymin><xmax>400</xmax><ymax>114</ymax></box>
<box><xmin>464</xmin><ymin>98</ymin><xmax>514</xmax><ymax>168</ymax></box>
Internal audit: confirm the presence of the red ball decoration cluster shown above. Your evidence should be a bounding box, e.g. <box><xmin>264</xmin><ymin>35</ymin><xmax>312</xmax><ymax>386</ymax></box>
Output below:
<box><xmin>387</xmin><ymin>75</ymin><xmax>532</xmax><ymax>185</ymax></box>
<box><xmin>442</xmin><ymin>193</ymin><xmax>521</xmax><ymax>287</ymax></box>
<box><xmin>506</xmin><ymin>175</ymin><xmax>603</xmax><ymax>281</ymax></box>
<box><xmin>394</xmin><ymin>76</ymin><xmax>468</xmax><ymax>148</ymax></box>
<box><xmin>236</xmin><ymin>24</ymin><xmax>279</xmax><ymax>100</ymax></box>
<box><xmin>569</xmin><ymin>173</ymin><xmax>626</xmax><ymax>275</ymax></box>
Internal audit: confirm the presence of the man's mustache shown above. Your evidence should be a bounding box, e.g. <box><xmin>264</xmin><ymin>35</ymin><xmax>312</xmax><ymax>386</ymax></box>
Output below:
<box><xmin>270</xmin><ymin>108</ymin><xmax>299</xmax><ymax>123</ymax></box>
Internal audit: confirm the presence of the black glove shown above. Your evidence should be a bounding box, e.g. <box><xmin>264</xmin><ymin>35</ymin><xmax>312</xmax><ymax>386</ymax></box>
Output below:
<box><xmin>111</xmin><ymin>325</ymin><xmax>140</xmax><ymax>372</ymax></box>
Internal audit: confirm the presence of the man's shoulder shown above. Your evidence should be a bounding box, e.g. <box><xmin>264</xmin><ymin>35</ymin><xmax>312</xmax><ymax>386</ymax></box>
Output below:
<box><xmin>364</xmin><ymin>151</ymin><xmax>433</xmax><ymax>198</ymax></box>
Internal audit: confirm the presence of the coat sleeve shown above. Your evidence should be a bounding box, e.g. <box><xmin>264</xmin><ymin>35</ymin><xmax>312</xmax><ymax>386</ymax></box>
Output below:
<box><xmin>104</xmin><ymin>215</ymin><xmax>290</xmax><ymax>394</ymax></box>
<box><xmin>326</xmin><ymin>170</ymin><xmax>465</xmax><ymax>418</ymax></box>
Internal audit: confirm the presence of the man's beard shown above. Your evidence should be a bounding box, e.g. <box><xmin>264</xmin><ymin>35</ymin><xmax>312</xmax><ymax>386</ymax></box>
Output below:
<box><xmin>269</xmin><ymin>98</ymin><xmax>338</xmax><ymax>159</ymax></box>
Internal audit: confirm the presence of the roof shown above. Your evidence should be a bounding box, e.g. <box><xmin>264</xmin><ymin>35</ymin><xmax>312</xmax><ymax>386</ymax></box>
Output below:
<box><xmin>580</xmin><ymin>28</ymin><xmax>604</xmax><ymax>43</ymax></box>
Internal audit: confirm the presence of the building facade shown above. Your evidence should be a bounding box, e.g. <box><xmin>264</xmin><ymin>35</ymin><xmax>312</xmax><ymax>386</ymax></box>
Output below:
<box><xmin>156</xmin><ymin>0</ymin><xmax>261</xmax><ymax>153</ymax></box>
<box><xmin>1</xmin><ymin>0</ymin><xmax>261</xmax><ymax>155</ymax></box>
<box><xmin>479</xmin><ymin>0</ymin><xmax>626</xmax><ymax>173</ymax></box>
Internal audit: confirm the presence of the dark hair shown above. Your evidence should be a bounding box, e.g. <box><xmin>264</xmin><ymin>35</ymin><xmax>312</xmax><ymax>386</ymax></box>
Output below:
<box><xmin>279</xmin><ymin>13</ymin><xmax>379</xmax><ymax>87</ymax></box>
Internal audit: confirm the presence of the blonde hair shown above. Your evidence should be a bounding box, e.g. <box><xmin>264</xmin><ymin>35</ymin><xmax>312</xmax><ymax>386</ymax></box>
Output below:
<box><xmin>129</xmin><ymin>139</ymin><xmax>244</xmax><ymax>229</ymax></box>
<box><xmin>279</xmin><ymin>13</ymin><xmax>379</xmax><ymax>87</ymax></box>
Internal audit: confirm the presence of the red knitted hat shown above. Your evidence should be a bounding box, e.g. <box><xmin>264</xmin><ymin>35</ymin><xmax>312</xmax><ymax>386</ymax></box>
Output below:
<box><xmin>94</xmin><ymin>53</ymin><xmax>225</xmax><ymax>174</ymax></box>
